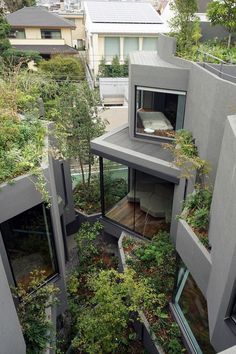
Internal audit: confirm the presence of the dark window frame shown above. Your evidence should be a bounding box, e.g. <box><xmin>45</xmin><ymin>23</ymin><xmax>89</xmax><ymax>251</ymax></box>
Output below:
<box><xmin>41</xmin><ymin>29</ymin><xmax>62</xmax><ymax>39</ymax></box>
<box><xmin>134</xmin><ymin>85</ymin><xmax>187</xmax><ymax>142</ymax></box>
<box><xmin>9</xmin><ymin>28</ymin><xmax>26</xmax><ymax>39</ymax></box>
<box><xmin>0</xmin><ymin>203</ymin><xmax>59</xmax><ymax>289</ymax></box>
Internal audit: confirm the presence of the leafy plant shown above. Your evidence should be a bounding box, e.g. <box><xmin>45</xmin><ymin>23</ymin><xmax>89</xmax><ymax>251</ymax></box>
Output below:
<box><xmin>207</xmin><ymin>0</ymin><xmax>236</xmax><ymax>48</ymax></box>
<box><xmin>180</xmin><ymin>185</ymin><xmax>212</xmax><ymax>246</ymax></box>
<box><xmin>98</xmin><ymin>55</ymin><xmax>129</xmax><ymax>78</ymax></box>
<box><xmin>39</xmin><ymin>55</ymin><xmax>85</xmax><ymax>81</ymax></box>
<box><xmin>75</xmin><ymin>221</ymin><xmax>103</xmax><ymax>268</ymax></box>
<box><xmin>169</xmin><ymin>0</ymin><xmax>202</xmax><ymax>53</ymax></box>
<box><xmin>123</xmin><ymin>232</ymin><xmax>185</xmax><ymax>353</ymax></box>
<box><xmin>12</xmin><ymin>269</ymin><xmax>59</xmax><ymax>354</ymax></box>
<box><xmin>72</xmin><ymin>268</ymin><xmax>155</xmax><ymax>354</ymax></box>
<box><xmin>163</xmin><ymin>129</ymin><xmax>210</xmax><ymax>180</ymax></box>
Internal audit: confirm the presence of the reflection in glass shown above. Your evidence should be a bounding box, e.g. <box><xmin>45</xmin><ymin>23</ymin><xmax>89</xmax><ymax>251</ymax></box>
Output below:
<box><xmin>135</xmin><ymin>86</ymin><xmax>186</xmax><ymax>139</ymax></box>
<box><xmin>175</xmin><ymin>269</ymin><xmax>215</xmax><ymax>354</ymax></box>
<box><xmin>103</xmin><ymin>159</ymin><xmax>174</xmax><ymax>239</ymax></box>
<box><xmin>1</xmin><ymin>204</ymin><xmax>58</xmax><ymax>287</ymax></box>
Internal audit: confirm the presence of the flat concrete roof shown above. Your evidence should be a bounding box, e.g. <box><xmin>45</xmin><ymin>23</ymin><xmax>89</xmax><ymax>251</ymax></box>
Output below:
<box><xmin>129</xmin><ymin>50</ymin><xmax>185</xmax><ymax>69</ymax></box>
<box><xmin>91</xmin><ymin>125</ymin><xmax>180</xmax><ymax>183</ymax></box>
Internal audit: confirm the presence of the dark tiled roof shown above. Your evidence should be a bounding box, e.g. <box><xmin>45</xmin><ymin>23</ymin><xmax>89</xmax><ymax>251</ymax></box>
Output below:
<box><xmin>7</xmin><ymin>6</ymin><xmax>75</xmax><ymax>28</ymax></box>
<box><xmin>12</xmin><ymin>44</ymin><xmax>78</xmax><ymax>54</ymax></box>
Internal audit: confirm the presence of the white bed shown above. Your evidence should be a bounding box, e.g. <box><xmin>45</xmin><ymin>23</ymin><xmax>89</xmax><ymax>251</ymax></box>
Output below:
<box><xmin>137</xmin><ymin>111</ymin><xmax>173</xmax><ymax>131</ymax></box>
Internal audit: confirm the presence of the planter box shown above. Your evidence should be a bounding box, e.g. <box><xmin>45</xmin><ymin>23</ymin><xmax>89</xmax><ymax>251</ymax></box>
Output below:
<box><xmin>66</xmin><ymin>209</ymin><xmax>101</xmax><ymax>235</ymax></box>
<box><xmin>176</xmin><ymin>219</ymin><xmax>212</xmax><ymax>297</ymax></box>
<box><xmin>118</xmin><ymin>233</ymin><xmax>165</xmax><ymax>354</ymax></box>
<box><xmin>0</xmin><ymin>173</ymin><xmax>44</xmax><ymax>224</ymax></box>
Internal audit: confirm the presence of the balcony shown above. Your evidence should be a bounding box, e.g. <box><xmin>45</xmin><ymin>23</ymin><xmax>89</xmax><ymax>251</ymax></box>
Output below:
<box><xmin>9</xmin><ymin>38</ymin><xmax>66</xmax><ymax>46</ymax></box>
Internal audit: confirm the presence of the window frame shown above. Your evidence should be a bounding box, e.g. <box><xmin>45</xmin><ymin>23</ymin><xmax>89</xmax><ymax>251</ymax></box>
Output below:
<box><xmin>0</xmin><ymin>203</ymin><xmax>59</xmax><ymax>288</ymax></box>
<box><xmin>134</xmin><ymin>85</ymin><xmax>187</xmax><ymax>142</ymax></box>
<box><xmin>41</xmin><ymin>29</ymin><xmax>62</xmax><ymax>39</ymax></box>
<box><xmin>9</xmin><ymin>28</ymin><xmax>26</xmax><ymax>39</ymax></box>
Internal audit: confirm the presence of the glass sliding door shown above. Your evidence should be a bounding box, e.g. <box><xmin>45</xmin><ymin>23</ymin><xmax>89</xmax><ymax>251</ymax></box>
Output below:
<box><xmin>174</xmin><ymin>266</ymin><xmax>215</xmax><ymax>354</ymax></box>
<box><xmin>102</xmin><ymin>158</ymin><xmax>175</xmax><ymax>239</ymax></box>
<box><xmin>142</xmin><ymin>37</ymin><xmax>157</xmax><ymax>51</ymax></box>
<box><xmin>1</xmin><ymin>204</ymin><xmax>58</xmax><ymax>287</ymax></box>
<box><xmin>124</xmin><ymin>37</ymin><xmax>139</xmax><ymax>58</ymax></box>
<box><xmin>105</xmin><ymin>37</ymin><xmax>120</xmax><ymax>62</ymax></box>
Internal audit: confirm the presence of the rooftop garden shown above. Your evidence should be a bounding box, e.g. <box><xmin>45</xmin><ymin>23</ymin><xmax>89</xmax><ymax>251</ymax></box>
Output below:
<box><xmin>169</xmin><ymin>0</ymin><xmax>236</xmax><ymax>63</ymax></box>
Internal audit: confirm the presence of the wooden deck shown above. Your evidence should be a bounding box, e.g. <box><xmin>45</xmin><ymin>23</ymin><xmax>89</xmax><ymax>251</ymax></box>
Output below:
<box><xmin>106</xmin><ymin>197</ymin><xmax>170</xmax><ymax>239</ymax></box>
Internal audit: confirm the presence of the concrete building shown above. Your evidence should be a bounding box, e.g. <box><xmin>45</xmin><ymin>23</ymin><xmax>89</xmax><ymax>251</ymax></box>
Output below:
<box><xmin>57</xmin><ymin>10</ymin><xmax>85</xmax><ymax>49</ymax></box>
<box><xmin>84</xmin><ymin>1</ymin><xmax>170</xmax><ymax>78</ymax></box>
<box><xmin>6</xmin><ymin>6</ymin><xmax>78</xmax><ymax>58</ymax></box>
<box><xmin>91</xmin><ymin>35</ymin><xmax>236</xmax><ymax>352</ymax></box>
<box><xmin>0</xmin><ymin>126</ymin><xmax>76</xmax><ymax>353</ymax></box>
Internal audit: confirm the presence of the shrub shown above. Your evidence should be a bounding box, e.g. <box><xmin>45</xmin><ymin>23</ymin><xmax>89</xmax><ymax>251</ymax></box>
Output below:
<box><xmin>12</xmin><ymin>269</ymin><xmax>59</xmax><ymax>354</ymax></box>
<box><xmin>39</xmin><ymin>55</ymin><xmax>85</xmax><ymax>81</ymax></box>
<box><xmin>72</xmin><ymin>269</ymin><xmax>155</xmax><ymax>354</ymax></box>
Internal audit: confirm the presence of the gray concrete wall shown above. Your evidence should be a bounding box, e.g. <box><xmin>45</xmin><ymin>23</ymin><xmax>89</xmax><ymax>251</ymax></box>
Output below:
<box><xmin>0</xmin><ymin>254</ymin><xmax>26</xmax><ymax>354</ymax></box>
<box><xmin>52</xmin><ymin>159</ymin><xmax>76</xmax><ymax>225</ymax></box>
<box><xmin>128</xmin><ymin>63</ymin><xmax>189</xmax><ymax>142</ymax></box>
<box><xmin>206</xmin><ymin>116</ymin><xmax>236</xmax><ymax>351</ymax></box>
<box><xmin>184</xmin><ymin>64</ymin><xmax>236</xmax><ymax>182</ymax></box>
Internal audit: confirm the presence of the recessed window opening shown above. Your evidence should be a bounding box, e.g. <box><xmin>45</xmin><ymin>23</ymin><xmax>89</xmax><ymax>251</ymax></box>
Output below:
<box><xmin>135</xmin><ymin>86</ymin><xmax>186</xmax><ymax>140</ymax></box>
<box><xmin>1</xmin><ymin>203</ymin><xmax>58</xmax><ymax>287</ymax></box>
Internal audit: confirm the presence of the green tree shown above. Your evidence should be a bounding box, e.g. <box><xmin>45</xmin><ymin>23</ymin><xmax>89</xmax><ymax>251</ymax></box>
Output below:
<box><xmin>39</xmin><ymin>55</ymin><xmax>85</xmax><ymax>81</ymax></box>
<box><xmin>0</xmin><ymin>13</ymin><xmax>11</xmax><ymax>55</ymax></box>
<box><xmin>169</xmin><ymin>0</ymin><xmax>201</xmax><ymax>53</ymax></box>
<box><xmin>207</xmin><ymin>0</ymin><xmax>236</xmax><ymax>48</ymax></box>
<box><xmin>55</xmin><ymin>81</ymin><xmax>106</xmax><ymax>187</ymax></box>
<box><xmin>4</xmin><ymin>0</ymin><xmax>36</xmax><ymax>12</ymax></box>
<box><xmin>111</xmin><ymin>55</ymin><xmax>123</xmax><ymax>77</ymax></box>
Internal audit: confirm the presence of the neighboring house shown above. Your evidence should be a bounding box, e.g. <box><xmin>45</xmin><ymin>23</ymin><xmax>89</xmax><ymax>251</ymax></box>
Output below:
<box><xmin>57</xmin><ymin>10</ymin><xmax>85</xmax><ymax>49</ymax></box>
<box><xmin>84</xmin><ymin>1</ymin><xmax>170</xmax><ymax>78</ymax></box>
<box><xmin>6</xmin><ymin>6</ymin><xmax>78</xmax><ymax>59</ymax></box>
<box><xmin>91</xmin><ymin>35</ymin><xmax>236</xmax><ymax>352</ymax></box>
<box><xmin>0</xmin><ymin>126</ymin><xmax>76</xmax><ymax>352</ymax></box>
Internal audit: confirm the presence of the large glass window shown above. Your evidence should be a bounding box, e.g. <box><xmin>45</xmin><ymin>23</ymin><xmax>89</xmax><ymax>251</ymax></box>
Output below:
<box><xmin>9</xmin><ymin>28</ymin><xmax>26</xmax><ymax>39</ymax></box>
<box><xmin>105</xmin><ymin>37</ymin><xmax>120</xmax><ymax>62</ymax></box>
<box><xmin>135</xmin><ymin>86</ymin><xmax>186</xmax><ymax>140</ymax></box>
<box><xmin>142</xmin><ymin>37</ymin><xmax>157</xmax><ymax>51</ymax></box>
<box><xmin>124</xmin><ymin>37</ymin><xmax>139</xmax><ymax>57</ymax></box>
<box><xmin>102</xmin><ymin>159</ymin><xmax>174</xmax><ymax>239</ymax></box>
<box><xmin>1</xmin><ymin>204</ymin><xmax>58</xmax><ymax>287</ymax></box>
<box><xmin>174</xmin><ymin>267</ymin><xmax>215</xmax><ymax>354</ymax></box>
<box><xmin>41</xmin><ymin>29</ymin><xmax>61</xmax><ymax>39</ymax></box>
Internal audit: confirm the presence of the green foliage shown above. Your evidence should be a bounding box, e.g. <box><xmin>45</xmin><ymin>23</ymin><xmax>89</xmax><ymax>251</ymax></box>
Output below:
<box><xmin>169</xmin><ymin>0</ymin><xmax>202</xmax><ymax>53</ymax></box>
<box><xmin>4</xmin><ymin>0</ymin><xmax>36</xmax><ymax>12</ymax></box>
<box><xmin>163</xmin><ymin>129</ymin><xmax>210</xmax><ymax>179</ymax></box>
<box><xmin>12</xmin><ymin>269</ymin><xmax>59</xmax><ymax>354</ymax></box>
<box><xmin>2</xmin><ymin>49</ymin><xmax>42</xmax><ymax>67</ymax></box>
<box><xmin>73</xmin><ymin>174</ymin><xmax>101</xmax><ymax>214</ymax></box>
<box><xmin>75</xmin><ymin>221</ymin><xmax>103</xmax><ymax>267</ymax></box>
<box><xmin>181</xmin><ymin>185</ymin><xmax>212</xmax><ymax>240</ymax></box>
<box><xmin>0</xmin><ymin>13</ymin><xmax>11</xmax><ymax>58</ymax></box>
<box><xmin>0</xmin><ymin>114</ymin><xmax>46</xmax><ymax>184</ymax></box>
<box><xmin>207</xmin><ymin>0</ymin><xmax>236</xmax><ymax>48</ymax></box>
<box><xmin>98</xmin><ymin>55</ymin><xmax>129</xmax><ymax>78</ymax></box>
<box><xmin>72</xmin><ymin>268</ymin><xmax>154</xmax><ymax>354</ymax></box>
<box><xmin>54</xmin><ymin>81</ymin><xmax>106</xmax><ymax>188</ymax></box>
<box><xmin>39</xmin><ymin>55</ymin><xmax>85</xmax><ymax>81</ymax></box>
<box><xmin>123</xmin><ymin>232</ymin><xmax>185</xmax><ymax>353</ymax></box>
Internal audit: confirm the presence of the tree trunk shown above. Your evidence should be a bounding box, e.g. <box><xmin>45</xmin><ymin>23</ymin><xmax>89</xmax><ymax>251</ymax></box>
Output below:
<box><xmin>87</xmin><ymin>152</ymin><xmax>92</xmax><ymax>188</ymax></box>
<box><xmin>79</xmin><ymin>157</ymin><xmax>85</xmax><ymax>186</ymax></box>
<box><xmin>227</xmin><ymin>32</ymin><xmax>232</xmax><ymax>49</ymax></box>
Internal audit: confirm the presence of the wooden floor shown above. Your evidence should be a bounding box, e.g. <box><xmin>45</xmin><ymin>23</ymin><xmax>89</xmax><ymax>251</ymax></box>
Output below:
<box><xmin>106</xmin><ymin>197</ymin><xmax>170</xmax><ymax>239</ymax></box>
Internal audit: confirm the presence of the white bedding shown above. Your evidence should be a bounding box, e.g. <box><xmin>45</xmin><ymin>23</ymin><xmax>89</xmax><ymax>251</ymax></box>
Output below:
<box><xmin>137</xmin><ymin>111</ymin><xmax>173</xmax><ymax>130</ymax></box>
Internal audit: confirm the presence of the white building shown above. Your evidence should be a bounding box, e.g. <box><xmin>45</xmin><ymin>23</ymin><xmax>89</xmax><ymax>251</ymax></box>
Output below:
<box><xmin>84</xmin><ymin>1</ymin><xmax>170</xmax><ymax>78</ymax></box>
